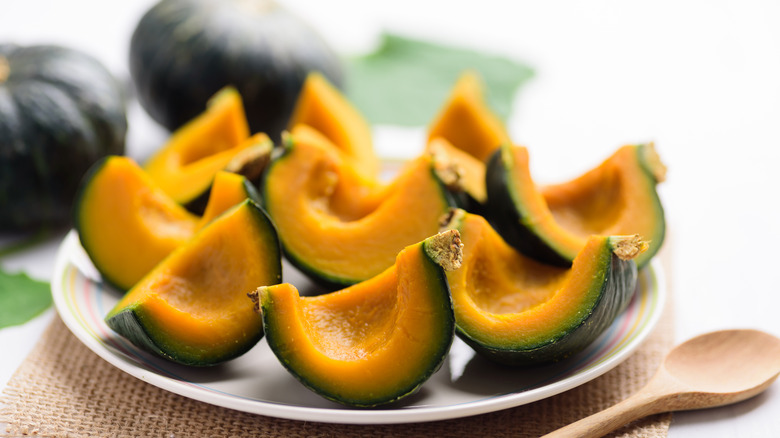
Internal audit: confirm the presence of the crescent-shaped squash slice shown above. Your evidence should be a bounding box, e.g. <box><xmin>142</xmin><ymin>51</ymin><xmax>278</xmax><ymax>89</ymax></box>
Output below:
<box><xmin>426</xmin><ymin>137</ymin><xmax>487</xmax><ymax>212</ymax></box>
<box><xmin>287</xmin><ymin>72</ymin><xmax>379</xmax><ymax>178</ymax></box>
<box><xmin>427</xmin><ymin>71</ymin><xmax>511</xmax><ymax>163</ymax></box>
<box><xmin>143</xmin><ymin>86</ymin><xmax>272</xmax><ymax>213</ymax></box>
<box><xmin>249</xmin><ymin>230</ymin><xmax>461</xmax><ymax>407</ymax></box>
<box><xmin>441</xmin><ymin>208</ymin><xmax>644</xmax><ymax>366</ymax></box>
<box><xmin>75</xmin><ymin>156</ymin><xmax>261</xmax><ymax>291</ymax></box>
<box><xmin>486</xmin><ymin>143</ymin><xmax>666</xmax><ymax>268</ymax></box>
<box><xmin>105</xmin><ymin>199</ymin><xmax>281</xmax><ymax>366</ymax></box>
<box><xmin>261</xmin><ymin>132</ymin><xmax>458</xmax><ymax>287</ymax></box>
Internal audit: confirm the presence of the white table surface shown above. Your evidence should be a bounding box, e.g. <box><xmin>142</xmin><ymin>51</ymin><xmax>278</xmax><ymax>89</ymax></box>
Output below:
<box><xmin>2</xmin><ymin>1</ymin><xmax>780</xmax><ymax>436</ymax></box>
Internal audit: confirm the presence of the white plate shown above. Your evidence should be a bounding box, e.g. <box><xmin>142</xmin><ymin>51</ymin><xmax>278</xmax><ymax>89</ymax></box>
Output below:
<box><xmin>51</xmin><ymin>229</ymin><xmax>665</xmax><ymax>424</ymax></box>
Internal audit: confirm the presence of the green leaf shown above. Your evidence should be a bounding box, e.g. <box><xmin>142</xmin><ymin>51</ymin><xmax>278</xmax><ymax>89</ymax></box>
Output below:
<box><xmin>345</xmin><ymin>33</ymin><xmax>534</xmax><ymax>126</ymax></box>
<box><xmin>0</xmin><ymin>269</ymin><xmax>52</xmax><ymax>329</ymax></box>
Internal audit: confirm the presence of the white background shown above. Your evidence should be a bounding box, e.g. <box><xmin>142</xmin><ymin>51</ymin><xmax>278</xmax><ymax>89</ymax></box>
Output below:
<box><xmin>2</xmin><ymin>1</ymin><xmax>780</xmax><ymax>436</ymax></box>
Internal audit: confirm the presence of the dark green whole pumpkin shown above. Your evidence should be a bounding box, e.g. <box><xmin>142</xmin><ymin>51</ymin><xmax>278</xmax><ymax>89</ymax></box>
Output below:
<box><xmin>129</xmin><ymin>0</ymin><xmax>343</xmax><ymax>143</ymax></box>
<box><xmin>0</xmin><ymin>44</ymin><xmax>127</xmax><ymax>232</ymax></box>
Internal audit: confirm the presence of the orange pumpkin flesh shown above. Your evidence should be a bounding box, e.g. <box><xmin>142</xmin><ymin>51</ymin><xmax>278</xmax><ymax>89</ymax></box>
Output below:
<box><xmin>75</xmin><ymin>156</ymin><xmax>260</xmax><ymax>291</ymax></box>
<box><xmin>287</xmin><ymin>72</ymin><xmax>379</xmax><ymax>178</ymax></box>
<box><xmin>262</xmin><ymin>132</ymin><xmax>455</xmax><ymax>286</ymax></box>
<box><xmin>486</xmin><ymin>143</ymin><xmax>665</xmax><ymax>268</ymax></box>
<box><xmin>106</xmin><ymin>200</ymin><xmax>281</xmax><ymax>366</ymax></box>
<box><xmin>76</xmin><ymin>156</ymin><xmax>199</xmax><ymax>290</ymax></box>
<box><xmin>198</xmin><ymin>171</ymin><xmax>261</xmax><ymax>227</ymax></box>
<box><xmin>254</xmin><ymin>230</ymin><xmax>460</xmax><ymax>406</ymax></box>
<box><xmin>542</xmin><ymin>145</ymin><xmax>665</xmax><ymax>242</ymax></box>
<box><xmin>427</xmin><ymin>71</ymin><xmax>511</xmax><ymax>162</ymax></box>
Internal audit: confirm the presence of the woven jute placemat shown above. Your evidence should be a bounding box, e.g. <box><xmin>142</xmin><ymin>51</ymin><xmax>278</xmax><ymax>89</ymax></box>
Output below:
<box><xmin>1</xmin><ymin>261</ymin><xmax>675</xmax><ymax>437</ymax></box>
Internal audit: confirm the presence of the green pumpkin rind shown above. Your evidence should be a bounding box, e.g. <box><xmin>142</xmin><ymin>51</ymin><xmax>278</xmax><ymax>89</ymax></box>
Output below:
<box><xmin>484</xmin><ymin>145</ymin><xmax>571</xmax><ymax>267</ymax></box>
<box><xmin>485</xmin><ymin>143</ymin><xmax>665</xmax><ymax>269</ymax></box>
<box><xmin>129</xmin><ymin>0</ymin><xmax>343</xmax><ymax>143</ymax></box>
<box><xmin>0</xmin><ymin>44</ymin><xmax>127</xmax><ymax>231</ymax></box>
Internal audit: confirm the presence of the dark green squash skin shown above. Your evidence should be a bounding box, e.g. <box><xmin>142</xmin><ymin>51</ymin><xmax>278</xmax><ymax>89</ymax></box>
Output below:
<box><xmin>260</xmin><ymin>238</ymin><xmax>455</xmax><ymax>407</ymax></box>
<box><xmin>260</xmin><ymin>137</ymin><xmax>461</xmax><ymax>291</ymax></box>
<box><xmin>129</xmin><ymin>0</ymin><xmax>343</xmax><ymax>143</ymax></box>
<box><xmin>106</xmin><ymin>304</ymin><xmax>267</xmax><ymax>367</ymax></box>
<box><xmin>484</xmin><ymin>145</ymin><xmax>571</xmax><ymax>267</ymax></box>
<box><xmin>485</xmin><ymin>144</ymin><xmax>665</xmax><ymax>269</ymax></box>
<box><xmin>105</xmin><ymin>200</ymin><xmax>282</xmax><ymax>367</ymax></box>
<box><xmin>0</xmin><ymin>44</ymin><xmax>127</xmax><ymax>232</ymax></box>
<box><xmin>456</xmin><ymin>240</ymin><xmax>639</xmax><ymax>366</ymax></box>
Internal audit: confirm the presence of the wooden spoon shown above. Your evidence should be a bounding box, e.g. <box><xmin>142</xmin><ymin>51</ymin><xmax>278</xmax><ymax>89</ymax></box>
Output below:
<box><xmin>543</xmin><ymin>329</ymin><xmax>780</xmax><ymax>438</ymax></box>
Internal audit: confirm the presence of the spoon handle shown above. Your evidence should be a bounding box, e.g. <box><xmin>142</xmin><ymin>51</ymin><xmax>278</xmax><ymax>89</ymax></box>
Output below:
<box><xmin>542</xmin><ymin>390</ymin><xmax>665</xmax><ymax>438</ymax></box>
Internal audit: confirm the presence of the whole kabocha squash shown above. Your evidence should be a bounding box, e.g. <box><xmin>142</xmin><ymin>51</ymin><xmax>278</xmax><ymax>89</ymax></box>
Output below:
<box><xmin>129</xmin><ymin>0</ymin><xmax>343</xmax><ymax>142</ymax></box>
<box><xmin>0</xmin><ymin>44</ymin><xmax>127</xmax><ymax>231</ymax></box>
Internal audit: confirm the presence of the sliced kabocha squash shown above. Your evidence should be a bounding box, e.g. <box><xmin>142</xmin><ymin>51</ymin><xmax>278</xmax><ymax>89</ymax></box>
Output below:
<box><xmin>198</xmin><ymin>171</ymin><xmax>263</xmax><ymax>226</ymax></box>
<box><xmin>143</xmin><ymin>86</ymin><xmax>273</xmax><ymax>213</ymax></box>
<box><xmin>486</xmin><ymin>143</ymin><xmax>666</xmax><ymax>269</ymax></box>
<box><xmin>248</xmin><ymin>230</ymin><xmax>461</xmax><ymax>407</ymax></box>
<box><xmin>440</xmin><ymin>208</ymin><xmax>644</xmax><ymax>366</ymax></box>
<box><xmin>75</xmin><ymin>156</ymin><xmax>260</xmax><ymax>291</ymax></box>
<box><xmin>261</xmin><ymin>132</ymin><xmax>459</xmax><ymax>288</ymax></box>
<box><xmin>287</xmin><ymin>72</ymin><xmax>379</xmax><ymax>178</ymax></box>
<box><xmin>426</xmin><ymin>72</ymin><xmax>511</xmax><ymax>211</ymax></box>
<box><xmin>106</xmin><ymin>199</ymin><xmax>282</xmax><ymax>366</ymax></box>
<box><xmin>427</xmin><ymin>71</ymin><xmax>511</xmax><ymax>163</ymax></box>
<box><xmin>426</xmin><ymin>137</ymin><xmax>487</xmax><ymax>212</ymax></box>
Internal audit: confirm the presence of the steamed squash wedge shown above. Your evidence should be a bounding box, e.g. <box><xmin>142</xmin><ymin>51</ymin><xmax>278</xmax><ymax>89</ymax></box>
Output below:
<box><xmin>143</xmin><ymin>86</ymin><xmax>272</xmax><ymax>213</ymax></box>
<box><xmin>249</xmin><ymin>230</ymin><xmax>461</xmax><ymax>407</ymax></box>
<box><xmin>106</xmin><ymin>199</ymin><xmax>281</xmax><ymax>366</ymax></box>
<box><xmin>427</xmin><ymin>72</ymin><xmax>510</xmax><ymax>163</ymax></box>
<box><xmin>441</xmin><ymin>208</ymin><xmax>644</xmax><ymax>365</ymax></box>
<box><xmin>75</xmin><ymin>156</ymin><xmax>260</xmax><ymax>291</ymax></box>
<box><xmin>261</xmin><ymin>132</ymin><xmax>458</xmax><ymax>287</ymax></box>
<box><xmin>426</xmin><ymin>137</ymin><xmax>487</xmax><ymax>211</ymax></box>
<box><xmin>287</xmin><ymin>72</ymin><xmax>378</xmax><ymax>178</ymax></box>
<box><xmin>486</xmin><ymin>143</ymin><xmax>666</xmax><ymax>268</ymax></box>
<box><xmin>198</xmin><ymin>171</ymin><xmax>263</xmax><ymax>226</ymax></box>
<box><xmin>426</xmin><ymin>72</ymin><xmax>510</xmax><ymax>210</ymax></box>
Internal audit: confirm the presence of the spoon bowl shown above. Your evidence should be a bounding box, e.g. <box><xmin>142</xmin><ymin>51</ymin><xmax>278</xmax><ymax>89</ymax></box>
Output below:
<box><xmin>544</xmin><ymin>329</ymin><xmax>780</xmax><ymax>438</ymax></box>
<box><xmin>663</xmin><ymin>329</ymin><xmax>780</xmax><ymax>399</ymax></box>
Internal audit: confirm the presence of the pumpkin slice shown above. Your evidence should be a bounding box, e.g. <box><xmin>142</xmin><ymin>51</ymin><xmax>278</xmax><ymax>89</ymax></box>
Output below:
<box><xmin>427</xmin><ymin>71</ymin><xmax>511</xmax><ymax>163</ymax></box>
<box><xmin>287</xmin><ymin>72</ymin><xmax>378</xmax><ymax>178</ymax></box>
<box><xmin>426</xmin><ymin>137</ymin><xmax>487</xmax><ymax>211</ymax></box>
<box><xmin>262</xmin><ymin>132</ymin><xmax>458</xmax><ymax>287</ymax></box>
<box><xmin>486</xmin><ymin>143</ymin><xmax>666</xmax><ymax>268</ymax></box>
<box><xmin>441</xmin><ymin>208</ymin><xmax>644</xmax><ymax>365</ymax></box>
<box><xmin>106</xmin><ymin>199</ymin><xmax>281</xmax><ymax>366</ymax></box>
<box><xmin>249</xmin><ymin>230</ymin><xmax>461</xmax><ymax>407</ymax></box>
<box><xmin>198</xmin><ymin>171</ymin><xmax>262</xmax><ymax>226</ymax></box>
<box><xmin>75</xmin><ymin>156</ymin><xmax>260</xmax><ymax>291</ymax></box>
<box><xmin>143</xmin><ymin>86</ymin><xmax>272</xmax><ymax>213</ymax></box>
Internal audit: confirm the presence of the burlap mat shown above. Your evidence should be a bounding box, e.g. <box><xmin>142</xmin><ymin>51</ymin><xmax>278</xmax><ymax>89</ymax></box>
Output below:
<box><xmin>1</xmin><ymin>262</ymin><xmax>675</xmax><ymax>437</ymax></box>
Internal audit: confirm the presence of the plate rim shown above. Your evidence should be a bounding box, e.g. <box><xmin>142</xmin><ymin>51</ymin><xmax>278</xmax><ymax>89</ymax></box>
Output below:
<box><xmin>51</xmin><ymin>229</ymin><xmax>666</xmax><ymax>425</ymax></box>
